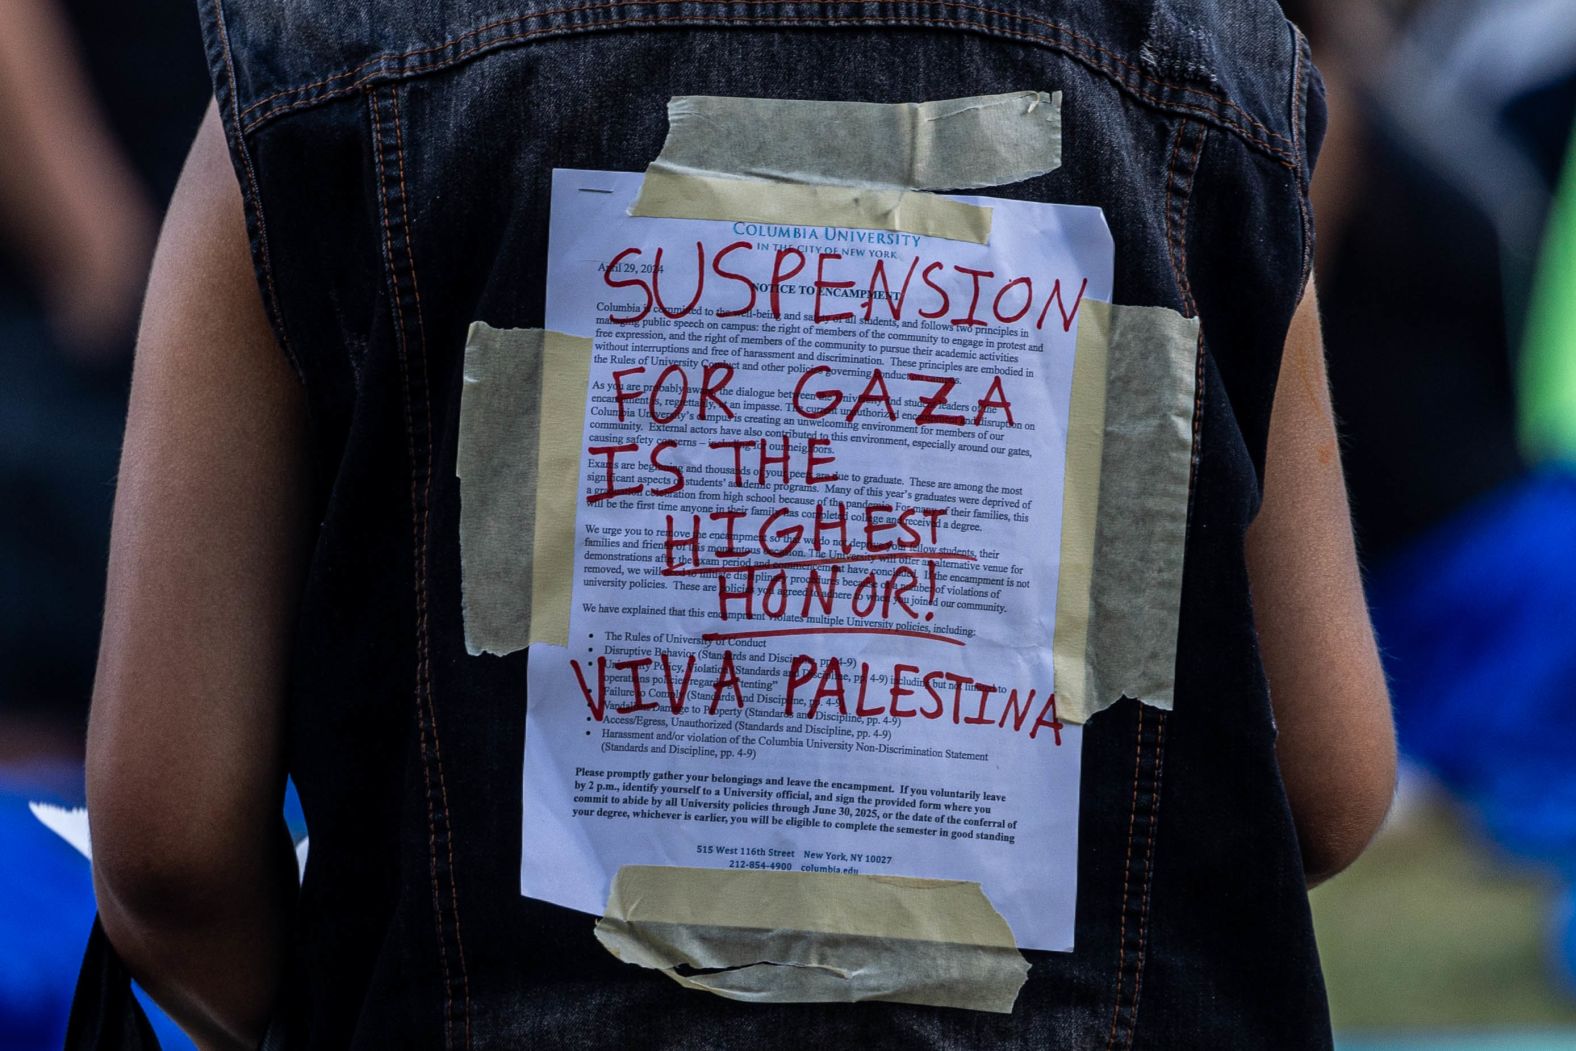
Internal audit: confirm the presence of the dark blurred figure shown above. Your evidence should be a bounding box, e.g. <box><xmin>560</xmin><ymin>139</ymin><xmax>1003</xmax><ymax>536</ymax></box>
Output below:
<box><xmin>1284</xmin><ymin>0</ymin><xmax>1535</xmax><ymax>560</ymax></box>
<box><xmin>1288</xmin><ymin>0</ymin><xmax>1576</xmax><ymax>998</ymax></box>
<box><xmin>0</xmin><ymin>0</ymin><xmax>209</xmax><ymax>760</ymax></box>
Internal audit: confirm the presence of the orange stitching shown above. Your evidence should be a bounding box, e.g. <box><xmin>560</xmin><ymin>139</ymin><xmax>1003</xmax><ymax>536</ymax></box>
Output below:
<box><xmin>1158</xmin><ymin>136</ymin><xmax>1195</xmax><ymax>1045</ymax></box>
<box><xmin>1188</xmin><ymin>325</ymin><xmax>1206</xmax><ymax>498</ymax></box>
<box><xmin>1290</xmin><ymin>28</ymin><xmax>1305</xmax><ymax>173</ymax></box>
<box><xmin>211</xmin><ymin>0</ymin><xmax>299</xmax><ymax>377</ymax></box>
<box><xmin>1162</xmin><ymin>123</ymin><xmax>1186</xmax><ymax>314</ymax></box>
<box><xmin>1125</xmin><ymin>712</ymin><xmax>1167</xmax><ymax>1047</ymax></box>
<box><xmin>1176</xmin><ymin>127</ymin><xmax>1207</xmax><ymax>498</ymax></box>
<box><xmin>1290</xmin><ymin>29</ymin><xmax>1315</xmax><ymax>290</ymax></box>
<box><xmin>1162</xmin><ymin>121</ymin><xmax>1205</xmax><ymax>317</ymax></box>
<box><xmin>237</xmin><ymin>0</ymin><xmax>1293</xmax><ymax>147</ymax></box>
<box><xmin>237</xmin><ymin>1</ymin><xmax>609</xmax><ymax>117</ymax></box>
<box><xmin>245</xmin><ymin>11</ymin><xmax>1289</xmax><ymax>158</ymax></box>
<box><xmin>370</xmin><ymin>89</ymin><xmax>454</xmax><ymax>1051</ymax></box>
<box><xmin>241</xmin><ymin>13</ymin><xmax>1298</xmax><ymax>169</ymax></box>
<box><xmin>1176</xmin><ymin>124</ymin><xmax>1205</xmax><ymax>316</ymax></box>
<box><xmin>391</xmin><ymin>89</ymin><xmax>473</xmax><ymax>1049</ymax></box>
<box><xmin>1105</xmin><ymin>703</ymin><xmax>1146</xmax><ymax>1050</ymax></box>
<box><xmin>236</xmin><ymin>5</ymin><xmax>1297</xmax><ymax>162</ymax></box>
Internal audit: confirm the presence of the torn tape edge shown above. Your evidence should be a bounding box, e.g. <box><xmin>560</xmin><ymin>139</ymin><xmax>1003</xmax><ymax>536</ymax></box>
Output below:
<box><xmin>595</xmin><ymin>864</ymin><xmax>1029</xmax><ymax>1013</ymax></box>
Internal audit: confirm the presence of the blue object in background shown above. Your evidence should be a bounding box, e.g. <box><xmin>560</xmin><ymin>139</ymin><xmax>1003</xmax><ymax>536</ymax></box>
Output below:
<box><xmin>1368</xmin><ymin>467</ymin><xmax>1576</xmax><ymax>999</ymax></box>
<box><xmin>0</xmin><ymin>785</ymin><xmax>94</xmax><ymax>1048</ymax></box>
<box><xmin>0</xmin><ymin>777</ymin><xmax>194</xmax><ymax>1050</ymax></box>
<box><xmin>1556</xmin><ymin>888</ymin><xmax>1576</xmax><ymax>1005</ymax></box>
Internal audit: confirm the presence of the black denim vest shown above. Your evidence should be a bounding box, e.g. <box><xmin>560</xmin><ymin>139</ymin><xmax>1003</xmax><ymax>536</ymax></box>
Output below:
<box><xmin>197</xmin><ymin>0</ymin><xmax>1327</xmax><ymax>1046</ymax></box>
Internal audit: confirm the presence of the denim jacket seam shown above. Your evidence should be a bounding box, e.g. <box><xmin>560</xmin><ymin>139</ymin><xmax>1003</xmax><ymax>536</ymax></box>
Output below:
<box><xmin>204</xmin><ymin>0</ymin><xmax>304</xmax><ymax>383</ymax></box>
<box><xmin>1103</xmin><ymin>703</ymin><xmax>1146</xmax><ymax>1050</ymax></box>
<box><xmin>1290</xmin><ymin>22</ymin><xmax>1316</xmax><ymax>295</ymax></box>
<box><xmin>1164</xmin><ymin>122</ymin><xmax>1207</xmax><ymax>319</ymax></box>
<box><xmin>1100</xmin><ymin>121</ymin><xmax>1197</xmax><ymax>1048</ymax></box>
<box><xmin>1104</xmin><ymin>703</ymin><xmax>1171</xmax><ymax>1050</ymax></box>
<box><xmin>1123</xmin><ymin>711</ymin><xmax>1168</xmax><ymax>1046</ymax></box>
<box><xmin>369</xmin><ymin>84</ymin><xmax>474</xmax><ymax>1049</ymax></box>
<box><xmin>392</xmin><ymin>83</ymin><xmax>475</xmax><ymax>1049</ymax></box>
<box><xmin>233</xmin><ymin>0</ymin><xmax>1294</xmax><ymax>147</ymax></box>
<box><xmin>227</xmin><ymin>2</ymin><xmax>1300</xmax><ymax>169</ymax></box>
<box><xmin>1171</xmin><ymin>121</ymin><xmax>1208</xmax><ymax>521</ymax></box>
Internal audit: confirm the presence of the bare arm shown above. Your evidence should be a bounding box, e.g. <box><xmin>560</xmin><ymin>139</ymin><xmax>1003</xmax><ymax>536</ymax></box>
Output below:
<box><xmin>87</xmin><ymin>101</ymin><xmax>309</xmax><ymax>1049</ymax></box>
<box><xmin>1246</xmin><ymin>280</ymin><xmax>1396</xmax><ymax>886</ymax></box>
<box><xmin>0</xmin><ymin>0</ymin><xmax>156</xmax><ymax>354</ymax></box>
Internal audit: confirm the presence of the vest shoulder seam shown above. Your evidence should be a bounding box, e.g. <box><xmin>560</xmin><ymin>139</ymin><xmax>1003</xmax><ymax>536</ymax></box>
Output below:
<box><xmin>226</xmin><ymin>1</ymin><xmax>1299</xmax><ymax>170</ymax></box>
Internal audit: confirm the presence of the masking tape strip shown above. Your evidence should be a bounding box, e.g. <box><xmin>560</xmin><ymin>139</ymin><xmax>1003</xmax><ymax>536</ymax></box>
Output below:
<box><xmin>648</xmin><ymin>91</ymin><xmax>1061</xmax><ymax>191</ymax></box>
<box><xmin>632</xmin><ymin>169</ymin><xmax>992</xmax><ymax>245</ymax></box>
<box><xmin>457</xmin><ymin>323</ymin><xmax>544</xmax><ymax>656</ymax></box>
<box><xmin>457</xmin><ymin>323</ymin><xmax>589</xmax><ymax>655</ymax></box>
<box><xmin>1054</xmin><ymin>301</ymin><xmax>1201</xmax><ymax>723</ymax></box>
<box><xmin>530</xmin><ymin>330</ymin><xmax>592</xmax><ymax>648</ymax></box>
<box><xmin>595</xmin><ymin>866</ymin><xmax>1029</xmax><ymax>1013</ymax></box>
<box><xmin>1052</xmin><ymin>302</ymin><xmax>1111</xmax><ymax>724</ymax></box>
<box><xmin>631</xmin><ymin>90</ymin><xmax>1063</xmax><ymax>243</ymax></box>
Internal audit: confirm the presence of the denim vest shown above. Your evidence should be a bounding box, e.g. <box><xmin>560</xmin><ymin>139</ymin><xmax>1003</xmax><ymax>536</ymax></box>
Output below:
<box><xmin>197</xmin><ymin>0</ymin><xmax>1327</xmax><ymax>1046</ymax></box>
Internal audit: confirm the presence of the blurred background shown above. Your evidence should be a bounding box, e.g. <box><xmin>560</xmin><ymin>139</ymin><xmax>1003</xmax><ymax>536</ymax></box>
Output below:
<box><xmin>2</xmin><ymin>0</ymin><xmax>1575</xmax><ymax>1046</ymax></box>
<box><xmin>2</xmin><ymin>0</ymin><xmax>207</xmax><ymax>1045</ymax></box>
<box><xmin>1285</xmin><ymin>0</ymin><xmax>1576</xmax><ymax>1047</ymax></box>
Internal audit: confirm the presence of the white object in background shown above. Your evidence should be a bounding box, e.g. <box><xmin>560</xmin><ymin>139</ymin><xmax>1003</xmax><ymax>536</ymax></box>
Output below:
<box><xmin>29</xmin><ymin>801</ymin><xmax>91</xmax><ymax>859</ymax></box>
<box><xmin>29</xmin><ymin>801</ymin><xmax>310</xmax><ymax>880</ymax></box>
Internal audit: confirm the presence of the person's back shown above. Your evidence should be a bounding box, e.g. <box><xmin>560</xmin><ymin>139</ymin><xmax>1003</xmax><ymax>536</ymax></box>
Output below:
<box><xmin>84</xmin><ymin>1</ymin><xmax>1396</xmax><ymax>1047</ymax></box>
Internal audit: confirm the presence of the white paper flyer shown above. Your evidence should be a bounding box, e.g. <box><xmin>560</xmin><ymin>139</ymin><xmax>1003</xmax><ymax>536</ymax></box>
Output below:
<box><xmin>520</xmin><ymin>169</ymin><xmax>1113</xmax><ymax>952</ymax></box>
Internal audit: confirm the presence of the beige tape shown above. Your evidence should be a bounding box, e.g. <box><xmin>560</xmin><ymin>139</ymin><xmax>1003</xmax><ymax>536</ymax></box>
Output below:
<box><xmin>457</xmin><ymin>323</ymin><xmax>543</xmax><ymax>656</ymax></box>
<box><xmin>1052</xmin><ymin>303</ymin><xmax>1110</xmax><ymax>723</ymax></box>
<box><xmin>1053</xmin><ymin>301</ymin><xmax>1200</xmax><ymax>723</ymax></box>
<box><xmin>456</xmin><ymin>324</ymin><xmax>590</xmax><ymax>656</ymax></box>
<box><xmin>647</xmin><ymin>91</ymin><xmax>1061</xmax><ymax>191</ymax></box>
<box><xmin>529</xmin><ymin>330</ymin><xmax>592</xmax><ymax>648</ymax></box>
<box><xmin>633</xmin><ymin>169</ymin><xmax>992</xmax><ymax>245</ymax></box>
<box><xmin>595</xmin><ymin>866</ymin><xmax>1029</xmax><ymax>1013</ymax></box>
<box><xmin>632</xmin><ymin>90</ymin><xmax>1063</xmax><ymax>242</ymax></box>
